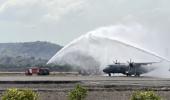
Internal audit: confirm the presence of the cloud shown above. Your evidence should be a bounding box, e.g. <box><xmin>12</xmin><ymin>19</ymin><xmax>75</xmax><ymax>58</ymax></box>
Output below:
<box><xmin>43</xmin><ymin>0</ymin><xmax>85</xmax><ymax>21</ymax></box>
<box><xmin>0</xmin><ymin>0</ymin><xmax>170</xmax><ymax>59</ymax></box>
<box><xmin>0</xmin><ymin>0</ymin><xmax>86</xmax><ymax>22</ymax></box>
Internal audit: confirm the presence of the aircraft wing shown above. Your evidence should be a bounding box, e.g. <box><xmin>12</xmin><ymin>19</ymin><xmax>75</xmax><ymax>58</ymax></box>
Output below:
<box><xmin>134</xmin><ymin>61</ymin><xmax>160</xmax><ymax>65</ymax></box>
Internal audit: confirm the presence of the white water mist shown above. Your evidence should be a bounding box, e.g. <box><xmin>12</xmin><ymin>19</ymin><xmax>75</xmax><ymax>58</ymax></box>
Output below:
<box><xmin>48</xmin><ymin>24</ymin><xmax>170</xmax><ymax>77</ymax></box>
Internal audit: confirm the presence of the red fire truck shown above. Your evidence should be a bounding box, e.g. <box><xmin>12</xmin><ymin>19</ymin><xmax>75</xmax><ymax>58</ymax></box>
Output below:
<box><xmin>25</xmin><ymin>67</ymin><xmax>50</xmax><ymax>75</ymax></box>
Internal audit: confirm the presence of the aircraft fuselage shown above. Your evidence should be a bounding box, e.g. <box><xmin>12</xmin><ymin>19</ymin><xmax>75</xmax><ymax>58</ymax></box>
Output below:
<box><xmin>103</xmin><ymin>64</ymin><xmax>148</xmax><ymax>76</ymax></box>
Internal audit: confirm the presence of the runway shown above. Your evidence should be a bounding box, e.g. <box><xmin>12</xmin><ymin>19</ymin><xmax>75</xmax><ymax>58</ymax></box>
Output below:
<box><xmin>0</xmin><ymin>76</ymin><xmax>170</xmax><ymax>87</ymax></box>
<box><xmin>0</xmin><ymin>76</ymin><xmax>170</xmax><ymax>100</ymax></box>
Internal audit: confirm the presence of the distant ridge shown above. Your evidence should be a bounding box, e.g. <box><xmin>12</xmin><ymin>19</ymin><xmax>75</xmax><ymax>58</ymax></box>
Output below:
<box><xmin>0</xmin><ymin>41</ymin><xmax>62</xmax><ymax>59</ymax></box>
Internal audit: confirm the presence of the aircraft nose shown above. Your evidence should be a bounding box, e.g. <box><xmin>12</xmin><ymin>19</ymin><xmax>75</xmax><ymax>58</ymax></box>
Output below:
<box><xmin>103</xmin><ymin>68</ymin><xmax>108</xmax><ymax>73</ymax></box>
<box><xmin>103</xmin><ymin>69</ymin><xmax>106</xmax><ymax>72</ymax></box>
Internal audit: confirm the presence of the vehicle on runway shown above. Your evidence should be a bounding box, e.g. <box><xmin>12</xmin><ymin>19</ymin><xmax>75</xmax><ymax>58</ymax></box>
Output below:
<box><xmin>103</xmin><ymin>60</ymin><xmax>155</xmax><ymax>77</ymax></box>
<box><xmin>25</xmin><ymin>67</ymin><xmax>50</xmax><ymax>76</ymax></box>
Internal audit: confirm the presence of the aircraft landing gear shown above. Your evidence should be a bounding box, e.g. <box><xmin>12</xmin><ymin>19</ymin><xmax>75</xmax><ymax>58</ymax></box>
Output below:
<box><xmin>108</xmin><ymin>73</ymin><xmax>111</xmax><ymax>76</ymax></box>
<box><xmin>126</xmin><ymin>73</ymin><xmax>131</xmax><ymax>77</ymax></box>
<box><xmin>135</xmin><ymin>74</ymin><xmax>140</xmax><ymax>77</ymax></box>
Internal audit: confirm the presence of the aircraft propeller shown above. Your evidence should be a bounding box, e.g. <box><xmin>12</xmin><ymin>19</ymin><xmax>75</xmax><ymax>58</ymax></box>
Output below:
<box><xmin>127</xmin><ymin>59</ymin><xmax>134</xmax><ymax>68</ymax></box>
<box><xmin>113</xmin><ymin>60</ymin><xmax>119</xmax><ymax>64</ymax></box>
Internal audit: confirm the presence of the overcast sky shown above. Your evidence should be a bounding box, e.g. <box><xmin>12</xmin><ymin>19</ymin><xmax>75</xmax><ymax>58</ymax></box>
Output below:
<box><xmin>0</xmin><ymin>0</ymin><xmax>170</xmax><ymax>45</ymax></box>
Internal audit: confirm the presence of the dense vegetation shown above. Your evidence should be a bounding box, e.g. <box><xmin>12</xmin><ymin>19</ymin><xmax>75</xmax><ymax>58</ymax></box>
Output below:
<box><xmin>68</xmin><ymin>84</ymin><xmax>88</xmax><ymax>100</ymax></box>
<box><xmin>0</xmin><ymin>58</ymin><xmax>74</xmax><ymax>72</ymax></box>
<box><xmin>0</xmin><ymin>56</ymin><xmax>48</xmax><ymax>67</ymax></box>
<box><xmin>1</xmin><ymin>88</ymin><xmax>163</xmax><ymax>100</ymax></box>
<box><xmin>130</xmin><ymin>91</ymin><xmax>161</xmax><ymax>100</ymax></box>
<box><xmin>1</xmin><ymin>88</ymin><xmax>38</xmax><ymax>100</ymax></box>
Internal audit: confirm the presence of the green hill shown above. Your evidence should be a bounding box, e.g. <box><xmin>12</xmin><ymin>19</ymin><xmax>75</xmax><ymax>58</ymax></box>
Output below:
<box><xmin>0</xmin><ymin>41</ymin><xmax>62</xmax><ymax>70</ymax></box>
<box><xmin>0</xmin><ymin>41</ymin><xmax>62</xmax><ymax>59</ymax></box>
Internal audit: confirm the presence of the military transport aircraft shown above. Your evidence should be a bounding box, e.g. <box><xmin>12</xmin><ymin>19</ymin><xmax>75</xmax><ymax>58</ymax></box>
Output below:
<box><xmin>103</xmin><ymin>60</ymin><xmax>157</xmax><ymax>77</ymax></box>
